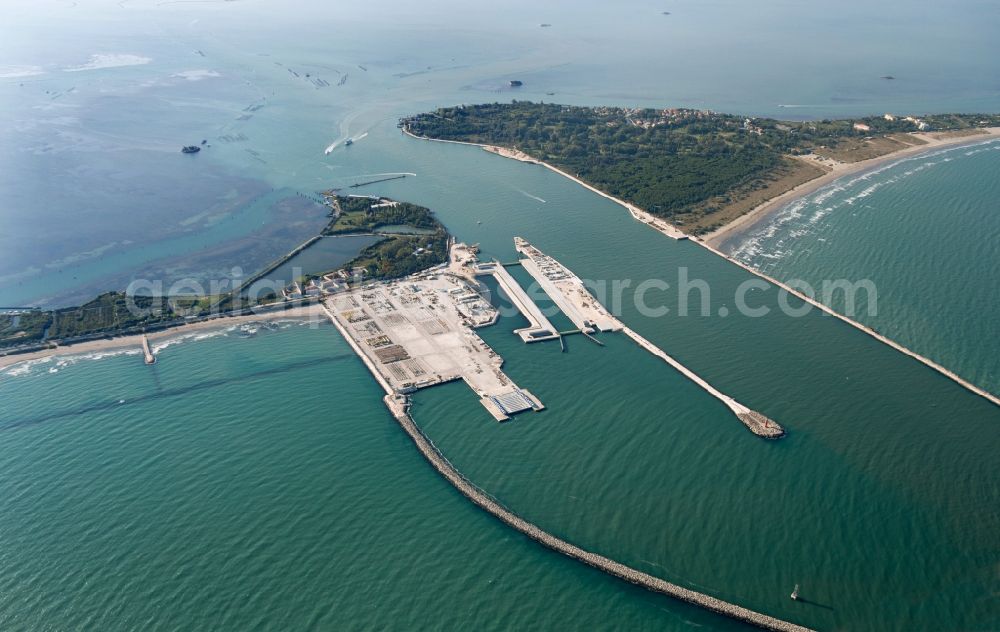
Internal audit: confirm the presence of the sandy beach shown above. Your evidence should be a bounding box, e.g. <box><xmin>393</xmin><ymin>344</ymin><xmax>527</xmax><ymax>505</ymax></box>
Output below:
<box><xmin>404</xmin><ymin>125</ymin><xmax>1000</xmax><ymax>248</ymax></box>
<box><xmin>700</xmin><ymin>127</ymin><xmax>1000</xmax><ymax>248</ymax></box>
<box><xmin>402</xmin><ymin>128</ymin><xmax>688</xmax><ymax>240</ymax></box>
<box><xmin>0</xmin><ymin>304</ymin><xmax>325</xmax><ymax>373</ymax></box>
<box><xmin>481</xmin><ymin>146</ymin><xmax>689</xmax><ymax>240</ymax></box>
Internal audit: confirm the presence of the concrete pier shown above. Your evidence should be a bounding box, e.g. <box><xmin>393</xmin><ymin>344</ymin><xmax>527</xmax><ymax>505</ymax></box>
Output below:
<box><xmin>141</xmin><ymin>334</ymin><xmax>155</xmax><ymax>365</ymax></box>
<box><xmin>515</xmin><ymin>237</ymin><xmax>621</xmax><ymax>333</ymax></box>
<box><xmin>475</xmin><ymin>261</ymin><xmax>560</xmax><ymax>343</ymax></box>
<box><xmin>322</xmin><ymin>262</ymin><xmax>544</xmax><ymax>423</ymax></box>
<box><xmin>621</xmin><ymin>326</ymin><xmax>784</xmax><ymax>438</ymax></box>
<box><xmin>515</xmin><ymin>238</ymin><xmax>784</xmax><ymax>438</ymax></box>
<box><xmin>382</xmin><ymin>393</ymin><xmax>811</xmax><ymax>632</ymax></box>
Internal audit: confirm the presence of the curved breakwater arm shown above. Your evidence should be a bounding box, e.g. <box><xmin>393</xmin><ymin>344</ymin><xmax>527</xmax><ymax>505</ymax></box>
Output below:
<box><xmin>322</xmin><ymin>297</ymin><xmax>808</xmax><ymax>628</ymax></box>
<box><xmin>382</xmin><ymin>394</ymin><xmax>811</xmax><ymax>632</ymax></box>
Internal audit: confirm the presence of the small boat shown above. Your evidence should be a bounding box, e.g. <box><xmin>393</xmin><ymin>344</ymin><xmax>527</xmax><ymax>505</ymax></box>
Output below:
<box><xmin>181</xmin><ymin>145</ymin><xmax>201</xmax><ymax>154</ymax></box>
<box><xmin>790</xmin><ymin>584</ymin><xmax>800</xmax><ymax>600</ymax></box>
<box><xmin>508</xmin><ymin>80</ymin><xmax>523</xmax><ymax>87</ymax></box>
<box><xmin>477</xmin><ymin>220</ymin><xmax>482</xmax><ymax>224</ymax></box>
<box><xmin>344</xmin><ymin>138</ymin><xmax>353</xmax><ymax>146</ymax></box>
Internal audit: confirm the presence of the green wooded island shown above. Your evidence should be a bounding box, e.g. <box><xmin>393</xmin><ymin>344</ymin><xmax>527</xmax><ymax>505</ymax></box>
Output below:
<box><xmin>401</xmin><ymin>102</ymin><xmax>1000</xmax><ymax>234</ymax></box>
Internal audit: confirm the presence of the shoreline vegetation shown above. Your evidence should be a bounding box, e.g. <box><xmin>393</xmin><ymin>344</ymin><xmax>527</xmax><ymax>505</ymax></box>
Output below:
<box><xmin>400</xmin><ymin>102</ymin><xmax>1000</xmax><ymax>237</ymax></box>
<box><xmin>0</xmin><ymin>304</ymin><xmax>325</xmax><ymax>373</ymax></box>
<box><xmin>0</xmin><ymin>195</ymin><xmax>449</xmax><ymax>360</ymax></box>
<box><xmin>400</xmin><ymin>103</ymin><xmax>1000</xmax><ymax>408</ymax></box>
<box><xmin>702</xmin><ymin>127</ymin><xmax>1000</xmax><ymax>247</ymax></box>
<box><xmin>319</xmin><ymin>194</ymin><xmax>448</xmax><ymax>278</ymax></box>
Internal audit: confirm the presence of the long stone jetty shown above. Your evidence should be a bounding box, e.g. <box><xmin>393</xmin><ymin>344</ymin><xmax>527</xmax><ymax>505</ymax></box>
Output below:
<box><xmin>695</xmin><ymin>239</ymin><xmax>1000</xmax><ymax>409</ymax></box>
<box><xmin>381</xmin><ymin>394</ymin><xmax>811</xmax><ymax>631</ymax></box>
<box><xmin>322</xmin><ymin>263</ymin><xmax>807</xmax><ymax>628</ymax></box>
<box><xmin>403</xmin><ymin>129</ymin><xmax>1000</xmax><ymax>409</ymax></box>
<box><xmin>141</xmin><ymin>334</ymin><xmax>155</xmax><ymax>365</ymax></box>
<box><xmin>515</xmin><ymin>237</ymin><xmax>784</xmax><ymax>438</ymax></box>
<box><xmin>621</xmin><ymin>326</ymin><xmax>784</xmax><ymax>437</ymax></box>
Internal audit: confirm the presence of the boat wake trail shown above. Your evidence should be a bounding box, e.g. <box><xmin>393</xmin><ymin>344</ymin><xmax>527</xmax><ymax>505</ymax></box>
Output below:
<box><xmin>516</xmin><ymin>189</ymin><xmax>546</xmax><ymax>203</ymax></box>
<box><xmin>324</xmin><ymin>131</ymin><xmax>371</xmax><ymax>154</ymax></box>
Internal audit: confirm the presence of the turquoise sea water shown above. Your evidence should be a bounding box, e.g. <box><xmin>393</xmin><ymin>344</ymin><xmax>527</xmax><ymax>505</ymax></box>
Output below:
<box><xmin>722</xmin><ymin>139</ymin><xmax>1000</xmax><ymax>394</ymax></box>
<box><xmin>0</xmin><ymin>324</ymin><xmax>735</xmax><ymax>631</ymax></box>
<box><xmin>3</xmin><ymin>139</ymin><xmax>999</xmax><ymax>631</ymax></box>
<box><xmin>2</xmin><ymin>1</ymin><xmax>1000</xmax><ymax>630</ymax></box>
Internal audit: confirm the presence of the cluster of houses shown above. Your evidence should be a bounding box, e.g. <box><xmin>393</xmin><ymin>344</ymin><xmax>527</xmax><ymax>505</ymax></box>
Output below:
<box><xmin>617</xmin><ymin>106</ymin><xmax>715</xmax><ymax>129</ymax></box>
<box><xmin>853</xmin><ymin>114</ymin><xmax>931</xmax><ymax>134</ymax></box>
<box><xmin>281</xmin><ymin>268</ymin><xmax>366</xmax><ymax>300</ymax></box>
<box><xmin>742</xmin><ymin>118</ymin><xmax>765</xmax><ymax>136</ymax></box>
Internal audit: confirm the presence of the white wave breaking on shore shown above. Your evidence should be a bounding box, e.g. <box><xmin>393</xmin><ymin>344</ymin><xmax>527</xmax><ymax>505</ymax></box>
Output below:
<box><xmin>3</xmin><ymin>348</ymin><xmax>145</xmax><ymax>378</ymax></box>
<box><xmin>150</xmin><ymin>327</ymin><xmax>231</xmax><ymax>354</ymax></box>
<box><xmin>2</xmin><ymin>317</ymin><xmax>319</xmax><ymax>379</ymax></box>
<box><xmin>729</xmin><ymin>139</ymin><xmax>1000</xmax><ymax>265</ymax></box>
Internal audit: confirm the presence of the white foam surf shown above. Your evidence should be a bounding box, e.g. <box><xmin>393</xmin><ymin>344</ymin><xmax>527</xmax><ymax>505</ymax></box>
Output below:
<box><xmin>516</xmin><ymin>189</ymin><xmax>546</xmax><ymax>203</ymax></box>
<box><xmin>64</xmin><ymin>54</ymin><xmax>152</xmax><ymax>72</ymax></box>
<box><xmin>729</xmin><ymin>138</ymin><xmax>1000</xmax><ymax>267</ymax></box>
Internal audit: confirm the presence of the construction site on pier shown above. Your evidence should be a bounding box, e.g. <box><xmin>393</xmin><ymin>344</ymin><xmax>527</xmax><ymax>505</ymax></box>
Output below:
<box><xmin>322</xmin><ymin>246</ymin><xmax>544</xmax><ymax>422</ymax></box>
<box><xmin>324</xmin><ymin>238</ymin><xmax>784</xmax><ymax>437</ymax></box>
<box><xmin>325</xmin><ymin>237</ymin><xmax>804</xmax><ymax>631</ymax></box>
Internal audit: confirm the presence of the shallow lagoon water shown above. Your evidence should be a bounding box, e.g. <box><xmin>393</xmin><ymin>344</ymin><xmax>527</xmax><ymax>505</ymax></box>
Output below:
<box><xmin>3</xmin><ymin>0</ymin><xmax>1000</xmax><ymax>305</ymax></box>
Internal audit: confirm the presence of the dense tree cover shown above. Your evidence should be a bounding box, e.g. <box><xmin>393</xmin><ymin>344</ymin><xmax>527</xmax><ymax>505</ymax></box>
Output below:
<box><xmin>324</xmin><ymin>195</ymin><xmax>441</xmax><ymax>234</ymax></box>
<box><xmin>0</xmin><ymin>290</ymin><xmax>294</xmax><ymax>349</ymax></box>
<box><xmin>403</xmin><ymin>102</ymin><xmax>999</xmax><ymax>223</ymax></box>
<box><xmin>0</xmin><ymin>293</ymin><xmax>202</xmax><ymax>348</ymax></box>
<box><xmin>404</xmin><ymin>103</ymin><xmax>785</xmax><ymax>219</ymax></box>
<box><xmin>46</xmin><ymin>293</ymin><xmax>204</xmax><ymax>339</ymax></box>
<box><xmin>0</xmin><ymin>310</ymin><xmax>51</xmax><ymax>346</ymax></box>
<box><xmin>346</xmin><ymin>230</ymin><xmax>449</xmax><ymax>280</ymax></box>
<box><xmin>1</xmin><ymin>196</ymin><xmax>451</xmax><ymax>348</ymax></box>
<box><xmin>323</xmin><ymin>194</ymin><xmax>450</xmax><ymax>279</ymax></box>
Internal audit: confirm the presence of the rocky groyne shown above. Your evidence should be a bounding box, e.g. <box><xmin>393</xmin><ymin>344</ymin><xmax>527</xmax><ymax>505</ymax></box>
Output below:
<box><xmin>382</xmin><ymin>394</ymin><xmax>811</xmax><ymax>631</ymax></box>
